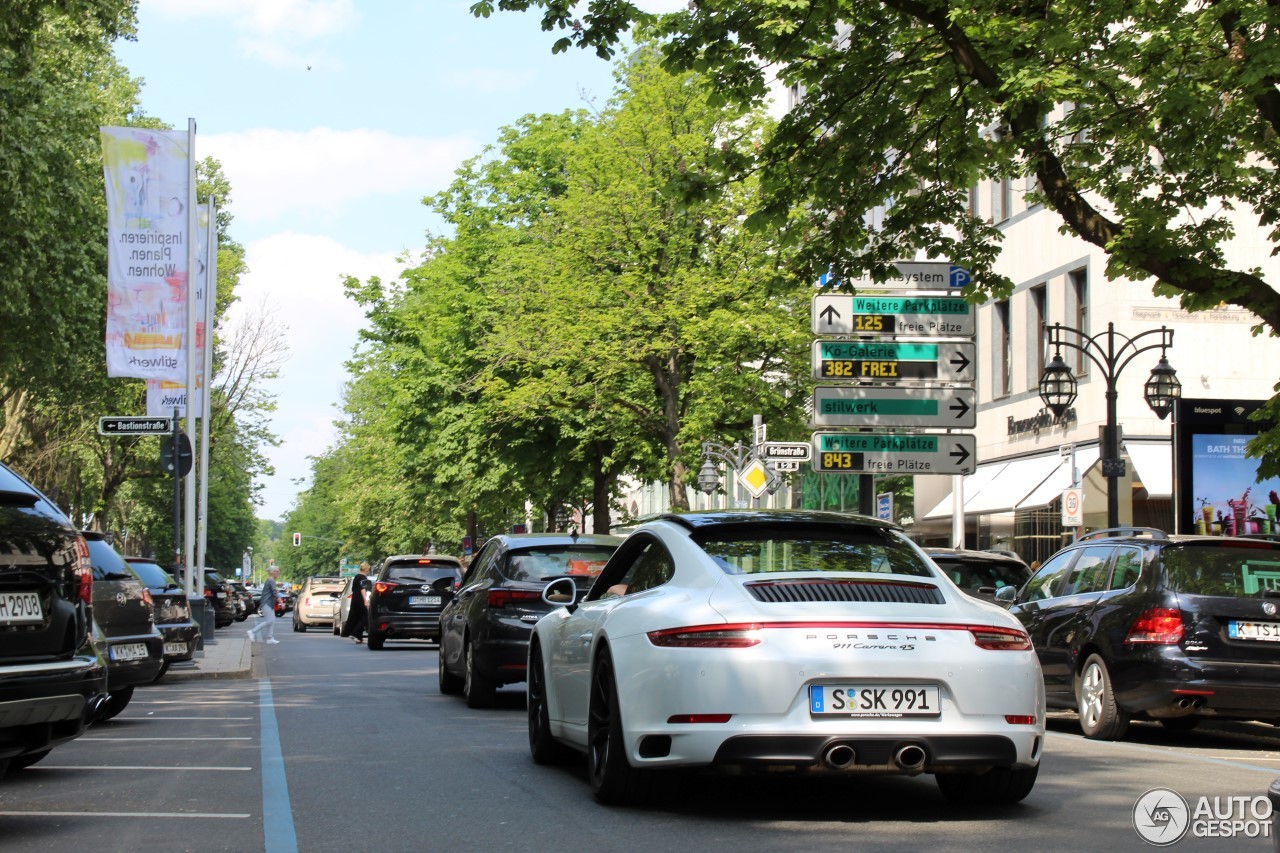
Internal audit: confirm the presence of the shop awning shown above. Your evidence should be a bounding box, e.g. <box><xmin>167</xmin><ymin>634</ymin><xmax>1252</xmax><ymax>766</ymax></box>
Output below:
<box><xmin>1017</xmin><ymin>447</ymin><xmax>1102</xmax><ymax>509</ymax></box>
<box><xmin>1124</xmin><ymin>441</ymin><xmax>1173</xmax><ymax>497</ymax></box>
<box><xmin>922</xmin><ymin>453</ymin><xmax>1072</xmax><ymax>519</ymax></box>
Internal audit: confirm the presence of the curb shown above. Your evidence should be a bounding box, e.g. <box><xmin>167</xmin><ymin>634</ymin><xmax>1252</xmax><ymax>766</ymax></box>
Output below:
<box><xmin>159</xmin><ymin>638</ymin><xmax>254</xmax><ymax>682</ymax></box>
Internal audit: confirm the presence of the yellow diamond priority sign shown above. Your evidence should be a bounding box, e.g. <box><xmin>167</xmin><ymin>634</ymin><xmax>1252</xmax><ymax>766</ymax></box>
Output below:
<box><xmin>737</xmin><ymin>459</ymin><xmax>771</xmax><ymax>499</ymax></box>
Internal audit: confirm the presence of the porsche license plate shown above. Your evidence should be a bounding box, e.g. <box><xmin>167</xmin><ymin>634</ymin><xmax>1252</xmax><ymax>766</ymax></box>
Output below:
<box><xmin>1229</xmin><ymin>620</ymin><xmax>1280</xmax><ymax>642</ymax></box>
<box><xmin>110</xmin><ymin>643</ymin><xmax>149</xmax><ymax>662</ymax></box>
<box><xmin>164</xmin><ymin>641</ymin><xmax>189</xmax><ymax>656</ymax></box>
<box><xmin>809</xmin><ymin>684</ymin><xmax>940</xmax><ymax>717</ymax></box>
<box><xmin>408</xmin><ymin>595</ymin><xmax>441</xmax><ymax>606</ymax></box>
<box><xmin>0</xmin><ymin>591</ymin><xmax>43</xmax><ymax>625</ymax></box>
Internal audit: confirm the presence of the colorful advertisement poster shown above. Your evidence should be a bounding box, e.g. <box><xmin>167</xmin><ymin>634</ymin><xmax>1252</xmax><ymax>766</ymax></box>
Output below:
<box><xmin>1189</xmin><ymin>435</ymin><xmax>1280</xmax><ymax>535</ymax></box>
<box><xmin>145</xmin><ymin>205</ymin><xmax>211</xmax><ymax>417</ymax></box>
<box><xmin>100</xmin><ymin>127</ymin><xmax>190</xmax><ymax>381</ymax></box>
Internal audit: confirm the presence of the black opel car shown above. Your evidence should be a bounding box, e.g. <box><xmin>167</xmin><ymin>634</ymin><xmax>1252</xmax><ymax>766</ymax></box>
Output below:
<box><xmin>1000</xmin><ymin>527</ymin><xmax>1280</xmax><ymax>739</ymax></box>
<box><xmin>82</xmin><ymin>532</ymin><xmax>164</xmax><ymax>720</ymax></box>
<box><xmin>126</xmin><ymin>558</ymin><xmax>200</xmax><ymax>676</ymax></box>
<box><xmin>366</xmin><ymin>555</ymin><xmax>464</xmax><ymax>650</ymax></box>
<box><xmin>438</xmin><ymin>533</ymin><xmax>622</xmax><ymax>707</ymax></box>
<box><xmin>0</xmin><ymin>462</ymin><xmax>106</xmax><ymax>777</ymax></box>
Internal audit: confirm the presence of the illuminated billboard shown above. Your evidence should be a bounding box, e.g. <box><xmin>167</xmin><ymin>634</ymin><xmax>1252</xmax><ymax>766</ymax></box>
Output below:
<box><xmin>1173</xmin><ymin>398</ymin><xmax>1278</xmax><ymax>535</ymax></box>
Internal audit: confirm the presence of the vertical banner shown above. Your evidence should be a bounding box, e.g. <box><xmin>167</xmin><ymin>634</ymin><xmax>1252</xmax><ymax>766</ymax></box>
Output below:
<box><xmin>100</xmin><ymin>127</ymin><xmax>191</xmax><ymax>381</ymax></box>
<box><xmin>145</xmin><ymin>204</ymin><xmax>210</xmax><ymax>417</ymax></box>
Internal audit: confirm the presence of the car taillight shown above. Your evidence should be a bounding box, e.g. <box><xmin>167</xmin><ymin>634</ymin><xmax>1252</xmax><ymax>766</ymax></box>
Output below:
<box><xmin>74</xmin><ymin>535</ymin><xmax>92</xmax><ymax>605</ymax></box>
<box><xmin>968</xmin><ymin>626</ymin><xmax>1032</xmax><ymax>651</ymax></box>
<box><xmin>647</xmin><ymin>624</ymin><xmax>763</xmax><ymax>648</ymax></box>
<box><xmin>304</xmin><ymin>597</ymin><xmax>311</xmax><ymax>606</ymax></box>
<box><xmin>1125</xmin><ymin>608</ymin><xmax>1184</xmax><ymax>644</ymax></box>
<box><xmin>1004</xmin><ymin>715</ymin><xmax>1037</xmax><ymax>725</ymax></box>
<box><xmin>374</xmin><ymin>581</ymin><xmax>397</xmax><ymax>595</ymax></box>
<box><xmin>487</xmin><ymin>589</ymin><xmax>542</xmax><ymax>608</ymax></box>
<box><xmin>141</xmin><ymin>589</ymin><xmax>154</xmax><ymax>607</ymax></box>
<box><xmin>204</xmin><ymin>587</ymin><xmax>214</xmax><ymax>599</ymax></box>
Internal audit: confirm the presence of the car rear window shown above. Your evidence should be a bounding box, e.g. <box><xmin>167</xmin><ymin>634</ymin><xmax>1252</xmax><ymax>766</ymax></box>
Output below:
<box><xmin>502</xmin><ymin>546</ymin><xmax>617</xmax><ymax>581</ymax></box>
<box><xmin>385</xmin><ymin>560</ymin><xmax>460</xmax><ymax>583</ymax></box>
<box><xmin>128</xmin><ymin>561</ymin><xmax>178</xmax><ymax>589</ymax></box>
<box><xmin>84</xmin><ymin>537</ymin><xmax>136</xmax><ymax>581</ymax></box>
<box><xmin>1163</xmin><ymin>544</ymin><xmax>1280</xmax><ymax>598</ymax></box>
<box><xmin>934</xmin><ymin>558</ymin><xmax>1026</xmax><ymax>591</ymax></box>
<box><xmin>693</xmin><ymin>524</ymin><xmax>934</xmax><ymax>577</ymax></box>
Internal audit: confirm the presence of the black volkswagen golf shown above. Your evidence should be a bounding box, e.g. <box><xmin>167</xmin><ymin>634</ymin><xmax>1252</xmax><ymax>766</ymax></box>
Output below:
<box><xmin>438</xmin><ymin>532</ymin><xmax>622</xmax><ymax>708</ymax></box>
<box><xmin>0</xmin><ymin>461</ymin><xmax>106</xmax><ymax>777</ymax></box>
<box><xmin>1001</xmin><ymin>527</ymin><xmax>1280</xmax><ymax>739</ymax></box>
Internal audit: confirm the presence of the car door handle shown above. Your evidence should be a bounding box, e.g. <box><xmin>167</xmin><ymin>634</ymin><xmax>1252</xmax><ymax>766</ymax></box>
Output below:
<box><xmin>578</xmin><ymin>631</ymin><xmax>593</xmax><ymax>646</ymax></box>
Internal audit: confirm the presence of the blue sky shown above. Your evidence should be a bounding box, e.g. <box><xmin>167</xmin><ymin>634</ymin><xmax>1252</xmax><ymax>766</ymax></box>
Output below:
<box><xmin>113</xmin><ymin>0</ymin><xmax>683</xmax><ymax>521</ymax></box>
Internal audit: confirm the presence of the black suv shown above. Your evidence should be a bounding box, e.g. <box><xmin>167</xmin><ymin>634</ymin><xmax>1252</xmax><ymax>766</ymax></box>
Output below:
<box><xmin>82</xmin><ymin>533</ymin><xmax>164</xmax><ymax>720</ymax></box>
<box><xmin>0</xmin><ymin>462</ymin><xmax>107</xmax><ymax>777</ymax></box>
<box><xmin>1000</xmin><ymin>527</ymin><xmax>1280</xmax><ymax>739</ymax></box>
<box><xmin>366</xmin><ymin>555</ymin><xmax>464</xmax><ymax>650</ymax></box>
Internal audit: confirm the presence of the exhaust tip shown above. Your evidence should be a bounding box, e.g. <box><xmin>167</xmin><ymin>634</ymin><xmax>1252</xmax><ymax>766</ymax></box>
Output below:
<box><xmin>823</xmin><ymin>743</ymin><xmax>856</xmax><ymax>770</ymax></box>
<box><xmin>894</xmin><ymin>744</ymin><xmax>927</xmax><ymax>771</ymax></box>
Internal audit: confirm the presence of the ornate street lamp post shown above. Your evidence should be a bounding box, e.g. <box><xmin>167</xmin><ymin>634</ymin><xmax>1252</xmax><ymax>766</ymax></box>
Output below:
<box><xmin>1038</xmin><ymin>322</ymin><xmax>1180</xmax><ymax>529</ymax></box>
<box><xmin>696</xmin><ymin>439</ymin><xmax>779</xmax><ymax>505</ymax></box>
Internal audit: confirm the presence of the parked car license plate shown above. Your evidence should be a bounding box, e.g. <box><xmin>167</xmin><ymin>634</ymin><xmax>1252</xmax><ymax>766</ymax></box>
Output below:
<box><xmin>1229</xmin><ymin>620</ymin><xmax>1280</xmax><ymax>642</ymax></box>
<box><xmin>0</xmin><ymin>591</ymin><xmax>43</xmax><ymax>625</ymax></box>
<box><xmin>409</xmin><ymin>595</ymin><xmax>441</xmax><ymax>606</ymax></box>
<box><xmin>164</xmin><ymin>641</ymin><xmax>189</xmax><ymax>655</ymax></box>
<box><xmin>110</xmin><ymin>643</ymin><xmax>150</xmax><ymax>661</ymax></box>
<box><xmin>809</xmin><ymin>684</ymin><xmax>940</xmax><ymax>717</ymax></box>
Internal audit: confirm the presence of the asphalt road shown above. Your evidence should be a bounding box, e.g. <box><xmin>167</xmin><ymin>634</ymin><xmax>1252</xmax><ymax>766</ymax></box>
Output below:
<box><xmin>2</xmin><ymin>619</ymin><xmax>1278</xmax><ymax>852</ymax></box>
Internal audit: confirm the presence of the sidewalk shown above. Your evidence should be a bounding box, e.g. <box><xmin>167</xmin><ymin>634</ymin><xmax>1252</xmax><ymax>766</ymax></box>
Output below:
<box><xmin>162</xmin><ymin>619</ymin><xmax>256</xmax><ymax>682</ymax></box>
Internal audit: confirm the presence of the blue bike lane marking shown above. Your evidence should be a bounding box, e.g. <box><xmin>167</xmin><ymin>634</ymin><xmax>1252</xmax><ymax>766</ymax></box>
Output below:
<box><xmin>259</xmin><ymin>679</ymin><xmax>298</xmax><ymax>853</ymax></box>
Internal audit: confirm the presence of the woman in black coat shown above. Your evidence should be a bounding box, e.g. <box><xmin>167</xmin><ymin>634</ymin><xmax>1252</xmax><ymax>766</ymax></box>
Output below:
<box><xmin>344</xmin><ymin>561</ymin><xmax>370</xmax><ymax>643</ymax></box>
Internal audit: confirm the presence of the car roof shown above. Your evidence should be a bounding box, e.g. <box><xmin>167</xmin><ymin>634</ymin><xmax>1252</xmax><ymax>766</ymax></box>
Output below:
<box><xmin>924</xmin><ymin>547</ymin><xmax>1028</xmax><ymax>566</ymax></box>
<box><xmin>645</xmin><ymin>509</ymin><xmax>900</xmax><ymax>533</ymax></box>
<box><xmin>477</xmin><ymin>534</ymin><xmax>623</xmax><ymax>550</ymax></box>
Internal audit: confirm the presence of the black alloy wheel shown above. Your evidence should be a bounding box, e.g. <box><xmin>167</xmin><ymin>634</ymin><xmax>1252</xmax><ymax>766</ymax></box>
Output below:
<box><xmin>528</xmin><ymin>644</ymin><xmax>573</xmax><ymax>764</ymax></box>
<box><xmin>586</xmin><ymin>652</ymin><xmax>654</xmax><ymax>805</ymax></box>
<box><xmin>463</xmin><ymin>638</ymin><xmax>495</xmax><ymax>709</ymax></box>
<box><xmin>438</xmin><ymin>642</ymin><xmax>463</xmax><ymax>695</ymax></box>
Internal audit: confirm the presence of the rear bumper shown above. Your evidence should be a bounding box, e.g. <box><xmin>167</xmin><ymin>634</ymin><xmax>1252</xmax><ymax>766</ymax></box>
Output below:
<box><xmin>296</xmin><ymin>608</ymin><xmax>338</xmax><ymax>626</ymax></box>
<box><xmin>475</xmin><ymin>629</ymin><xmax>533</xmax><ymax>685</ymax></box>
<box><xmin>1112</xmin><ymin>654</ymin><xmax>1280</xmax><ymax>719</ymax></box>
<box><xmin>371</xmin><ymin>611</ymin><xmax>443</xmax><ymax>641</ymax></box>
<box><xmin>157</xmin><ymin>622</ymin><xmax>200</xmax><ymax>662</ymax></box>
<box><xmin>0</xmin><ymin>654</ymin><xmax>106</xmax><ymax>759</ymax></box>
<box><xmin>712</xmin><ymin>733</ymin><xmax>1023</xmax><ymax>771</ymax></box>
<box><xmin>104</xmin><ymin>633</ymin><xmax>165</xmax><ymax>688</ymax></box>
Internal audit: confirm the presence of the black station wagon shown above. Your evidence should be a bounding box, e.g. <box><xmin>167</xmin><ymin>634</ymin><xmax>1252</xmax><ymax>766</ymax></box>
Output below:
<box><xmin>1000</xmin><ymin>527</ymin><xmax>1280</xmax><ymax>739</ymax></box>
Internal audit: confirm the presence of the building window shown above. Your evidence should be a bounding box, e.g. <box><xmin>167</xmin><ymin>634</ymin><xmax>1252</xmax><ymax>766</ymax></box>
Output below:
<box><xmin>1069</xmin><ymin>267</ymin><xmax>1088</xmax><ymax>376</ymax></box>
<box><xmin>1031</xmin><ymin>284</ymin><xmax>1047</xmax><ymax>388</ymax></box>
<box><xmin>995</xmin><ymin>299</ymin><xmax>1012</xmax><ymax>398</ymax></box>
<box><xmin>991</xmin><ymin>175</ymin><xmax>1012</xmax><ymax>223</ymax></box>
<box><xmin>968</xmin><ymin>184</ymin><xmax>979</xmax><ymax>218</ymax></box>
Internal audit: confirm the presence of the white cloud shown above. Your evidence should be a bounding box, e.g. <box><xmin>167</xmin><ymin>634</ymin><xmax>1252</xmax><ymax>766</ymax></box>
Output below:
<box><xmin>202</xmin><ymin>128</ymin><xmax>479</xmax><ymax>225</ymax></box>
<box><xmin>146</xmin><ymin>0</ymin><xmax>357</xmax><ymax>68</ymax></box>
<box><xmin>224</xmin><ymin>231</ymin><xmax>404</xmax><ymax>519</ymax></box>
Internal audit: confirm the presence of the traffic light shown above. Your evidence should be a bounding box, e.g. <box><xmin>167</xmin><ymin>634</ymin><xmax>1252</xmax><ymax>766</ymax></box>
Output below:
<box><xmin>292</xmin><ymin>532</ymin><xmax>301</xmax><ymax>546</ymax></box>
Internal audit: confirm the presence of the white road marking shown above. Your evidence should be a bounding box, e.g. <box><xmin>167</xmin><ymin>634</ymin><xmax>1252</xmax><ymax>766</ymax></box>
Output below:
<box><xmin>0</xmin><ymin>811</ymin><xmax>250</xmax><ymax>819</ymax></box>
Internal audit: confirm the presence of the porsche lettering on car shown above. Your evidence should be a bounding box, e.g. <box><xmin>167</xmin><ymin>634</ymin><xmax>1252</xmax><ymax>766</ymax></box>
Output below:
<box><xmin>526</xmin><ymin>510</ymin><xmax>1045</xmax><ymax>806</ymax></box>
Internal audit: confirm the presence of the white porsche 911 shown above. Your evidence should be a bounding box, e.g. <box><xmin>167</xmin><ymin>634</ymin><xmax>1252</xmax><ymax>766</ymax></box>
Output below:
<box><xmin>527</xmin><ymin>510</ymin><xmax>1045</xmax><ymax>806</ymax></box>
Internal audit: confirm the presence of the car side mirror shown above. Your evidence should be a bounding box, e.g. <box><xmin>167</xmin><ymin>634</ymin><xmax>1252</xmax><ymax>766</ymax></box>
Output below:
<box><xmin>360</xmin><ymin>579</ymin><xmax>372</xmax><ymax>591</ymax></box>
<box><xmin>542</xmin><ymin>577</ymin><xmax>578</xmax><ymax>612</ymax></box>
<box><xmin>995</xmin><ymin>585</ymin><xmax>1018</xmax><ymax>605</ymax></box>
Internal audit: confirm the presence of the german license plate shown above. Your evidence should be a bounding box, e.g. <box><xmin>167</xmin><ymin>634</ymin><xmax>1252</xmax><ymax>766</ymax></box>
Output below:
<box><xmin>0</xmin><ymin>591</ymin><xmax>43</xmax><ymax>625</ymax></box>
<box><xmin>1229</xmin><ymin>620</ymin><xmax>1280</xmax><ymax>642</ymax></box>
<box><xmin>110</xmin><ymin>643</ymin><xmax>149</xmax><ymax>662</ymax></box>
<box><xmin>164</xmin><ymin>641</ymin><xmax>188</xmax><ymax>656</ymax></box>
<box><xmin>409</xmin><ymin>595</ymin><xmax>441</xmax><ymax>606</ymax></box>
<box><xmin>809</xmin><ymin>684</ymin><xmax>940</xmax><ymax>717</ymax></box>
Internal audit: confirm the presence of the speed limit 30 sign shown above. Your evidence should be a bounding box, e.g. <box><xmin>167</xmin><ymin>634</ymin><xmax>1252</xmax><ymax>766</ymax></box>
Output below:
<box><xmin>1062</xmin><ymin>487</ymin><xmax>1084</xmax><ymax>528</ymax></box>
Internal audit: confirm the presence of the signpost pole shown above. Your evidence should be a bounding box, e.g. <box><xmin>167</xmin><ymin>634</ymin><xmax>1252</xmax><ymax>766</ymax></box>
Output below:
<box><xmin>172</xmin><ymin>407</ymin><xmax>186</xmax><ymax>596</ymax></box>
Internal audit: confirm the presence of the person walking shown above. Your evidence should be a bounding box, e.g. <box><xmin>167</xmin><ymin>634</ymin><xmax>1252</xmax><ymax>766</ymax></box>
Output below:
<box><xmin>344</xmin><ymin>561</ymin><xmax>370</xmax><ymax>643</ymax></box>
<box><xmin>248</xmin><ymin>566</ymin><xmax>282</xmax><ymax>644</ymax></box>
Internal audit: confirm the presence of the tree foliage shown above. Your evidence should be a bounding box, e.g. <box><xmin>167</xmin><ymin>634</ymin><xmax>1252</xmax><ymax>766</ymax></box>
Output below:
<box><xmin>475</xmin><ymin>0</ymin><xmax>1280</xmax><ymax>474</ymax></box>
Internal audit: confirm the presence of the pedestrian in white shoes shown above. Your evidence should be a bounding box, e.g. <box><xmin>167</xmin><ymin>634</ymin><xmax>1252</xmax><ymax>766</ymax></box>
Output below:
<box><xmin>248</xmin><ymin>566</ymin><xmax>282</xmax><ymax>644</ymax></box>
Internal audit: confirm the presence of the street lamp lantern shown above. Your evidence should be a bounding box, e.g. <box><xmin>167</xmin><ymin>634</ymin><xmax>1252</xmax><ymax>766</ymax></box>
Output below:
<box><xmin>1038</xmin><ymin>352</ymin><xmax>1078</xmax><ymax>418</ymax></box>
<box><xmin>1142</xmin><ymin>355</ymin><xmax>1181</xmax><ymax>420</ymax></box>
<box><xmin>696</xmin><ymin>458</ymin><xmax>721</xmax><ymax>494</ymax></box>
<box><xmin>1038</xmin><ymin>322</ymin><xmax>1176</xmax><ymax>529</ymax></box>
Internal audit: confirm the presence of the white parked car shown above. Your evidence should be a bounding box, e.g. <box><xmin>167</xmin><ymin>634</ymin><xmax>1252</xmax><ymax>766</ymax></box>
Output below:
<box><xmin>528</xmin><ymin>510</ymin><xmax>1045</xmax><ymax>806</ymax></box>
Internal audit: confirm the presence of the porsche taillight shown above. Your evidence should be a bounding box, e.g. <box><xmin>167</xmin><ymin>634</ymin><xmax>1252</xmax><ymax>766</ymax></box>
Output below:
<box><xmin>73</xmin><ymin>535</ymin><xmax>92</xmax><ymax>605</ymax></box>
<box><xmin>968</xmin><ymin>625</ymin><xmax>1032</xmax><ymax>651</ymax></box>
<box><xmin>647</xmin><ymin>623</ymin><xmax>763</xmax><ymax>648</ymax></box>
